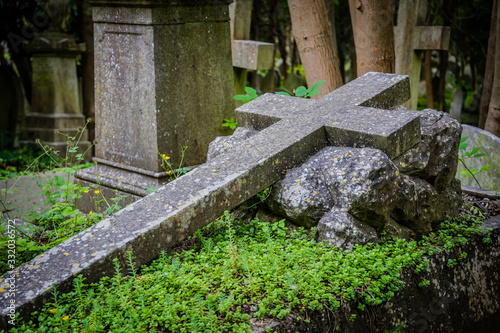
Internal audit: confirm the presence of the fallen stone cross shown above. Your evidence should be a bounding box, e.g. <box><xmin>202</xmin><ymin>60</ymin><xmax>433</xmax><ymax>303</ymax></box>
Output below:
<box><xmin>0</xmin><ymin>72</ymin><xmax>421</xmax><ymax>326</ymax></box>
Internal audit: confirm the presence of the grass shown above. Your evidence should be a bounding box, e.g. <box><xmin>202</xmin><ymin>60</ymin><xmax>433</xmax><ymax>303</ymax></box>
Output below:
<box><xmin>4</xmin><ymin>210</ymin><xmax>490</xmax><ymax>332</ymax></box>
<box><xmin>0</xmin><ymin>121</ymin><xmax>125</xmax><ymax>276</ymax></box>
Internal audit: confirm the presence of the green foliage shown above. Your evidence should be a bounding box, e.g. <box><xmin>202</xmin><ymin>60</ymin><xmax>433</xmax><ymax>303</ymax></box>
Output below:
<box><xmin>7</xmin><ymin>211</ymin><xmax>487</xmax><ymax>332</ymax></box>
<box><xmin>222</xmin><ymin>118</ymin><xmax>238</xmax><ymax>130</ymax></box>
<box><xmin>229</xmin><ymin>80</ymin><xmax>326</xmax><ymax>131</ymax></box>
<box><xmin>233</xmin><ymin>86</ymin><xmax>259</xmax><ymax>103</ymax></box>
<box><xmin>0</xmin><ymin>119</ymin><xmax>126</xmax><ymax>275</ymax></box>
<box><xmin>458</xmin><ymin>136</ymin><xmax>490</xmax><ymax>188</ymax></box>
<box><xmin>276</xmin><ymin>80</ymin><xmax>325</xmax><ymax>98</ymax></box>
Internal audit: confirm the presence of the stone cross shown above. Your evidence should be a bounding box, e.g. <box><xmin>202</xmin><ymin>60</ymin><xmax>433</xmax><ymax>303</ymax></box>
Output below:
<box><xmin>0</xmin><ymin>72</ymin><xmax>421</xmax><ymax>326</ymax></box>
<box><xmin>394</xmin><ymin>0</ymin><xmax>450</xmax><ymax>110</ymax></box>
<box><xmin>230</xmin><ymin>0</ymin><xmax>274</xmax><ymax>99</ymax></box>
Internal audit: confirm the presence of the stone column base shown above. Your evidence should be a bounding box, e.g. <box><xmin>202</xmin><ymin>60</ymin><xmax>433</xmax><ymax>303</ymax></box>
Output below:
<box><xmin>75</xmin><ymin>160</ymin><xmax>170</xmax><ymax>213</ymax></box>
<box><xmin>22</xmin><ymin>113</ymin><xmax>92</xmax><ymax>161</ymax></box>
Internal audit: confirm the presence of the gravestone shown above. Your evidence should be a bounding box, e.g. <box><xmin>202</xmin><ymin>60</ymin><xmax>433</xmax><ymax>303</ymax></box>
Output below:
<box><xmin>458</xmin><ymin>124</ymin><xmax>500</xmax><ymax>192</ymax></box>
<box><xmin>230</xmin><ymin>0</ymin><xmax>274</xmax><ymax>101</ymax></box>
<box><xmin>75</xmin><ymin>0</ymin><xmax>235</xmax><ymax>211</ymax></box>
<box><xmin>0</xmin><ymin>72</ymin><xmax>421</xmax><ymax>325</ymax></box>
<box><xmin>22</xmin><ymin>0</ymin><xmax>91</xmax><ymax>159</ymax></box>
<box><xmin>394</xmin><ymin>0</ymin><xmax>450</xmax><ymax>110</ymax></box>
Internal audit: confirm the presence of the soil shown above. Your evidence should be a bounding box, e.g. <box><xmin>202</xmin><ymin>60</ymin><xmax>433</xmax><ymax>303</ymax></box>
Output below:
<box><xmin>461</xmin><ymin>193</ymin><xmax>500</xmax><ymax>220</ymax></box>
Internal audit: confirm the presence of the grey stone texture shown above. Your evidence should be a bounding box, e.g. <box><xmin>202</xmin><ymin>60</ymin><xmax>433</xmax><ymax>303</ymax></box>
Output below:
<box><xmin>22</xmin><ymin>30</ymin><xmax>91</xmax><ymax>160</ymax></box>
<box><xmin>458</xmin><ymin>124</ymin><xmax>500</xmax><ymax>192</ymax></box>
<box><xmin>0</xmin><ymin>72</ymin><xmax>431</xmax><ymax>326</ymax></box>
<box><xmin>232</xmin><ymin>40</ymin><xmax>274</xmax><ymax>70</ymax></box>
<box><xmin>214</xmin><ymin>107</ymin><xmax>462</xmax><ymax>247</ymax></box>
<box><xmin>76</xmin><ymin>0</ymin><xmax>235</xmax><ymax>212</ymax></box>
<box><xmin>394</xmin><ymin>109</ymin><xmax>462</xmax><ymax>192</ymax></box>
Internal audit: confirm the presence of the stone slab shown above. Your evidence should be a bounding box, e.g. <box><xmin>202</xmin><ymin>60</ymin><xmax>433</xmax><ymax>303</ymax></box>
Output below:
<box><xmin>0</xmin><ymin>72</ymin><xmax>416</xmax><ymax>326</ymax></box>
<box><xmin>232</xmin><ymin>40</ymin><xmax>274</xmax><ymax>70</ymax></box>
<box><xmin>458</xmin><ymin>124</ymin><xmax>500</xmax><ymax>191</ymax></box>
<box><xmin>0</xmin><ymin>171</ymin><xmax>74</xmax><ymax>221</ymax></box>
<box><xmin>414</xmin><ymin>26</ymin><xmax>451</xmax><ymax>50</ymax></box>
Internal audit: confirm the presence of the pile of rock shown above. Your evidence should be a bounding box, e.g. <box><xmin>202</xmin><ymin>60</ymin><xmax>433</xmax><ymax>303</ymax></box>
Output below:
<box><xmin>208</xmin><ymin>108</ymin><xmax>462</xmax><ymax>249</ymax></box>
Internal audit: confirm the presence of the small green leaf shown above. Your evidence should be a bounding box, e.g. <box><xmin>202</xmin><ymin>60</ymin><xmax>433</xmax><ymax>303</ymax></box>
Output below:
<box><xmin>309</xmin><ymin>80</ymin><xmax>326</xmax><ymax>92</ymax></box>
<box><xmin>469</xmin><ymin>147</ymin><xmax>481</xmax><ymax>155</ymax></box>
<box><xmin>244</xmin><ymin>86</ymin><xmax>257</xmax><ymax>96</ymax></box>
<box><xmin>275</xmin><ymin>91</ymin><xmax>291</xmax><ymax>96</ymax></box>
<box><xmin>295</xmin><ymin>86</ymin><xmax>307</xmax><ymax>97</ymax></box>
<box><xmin>480</xmin><ymin>164</ymin><xmax>490</xmax><ymax>171</ymax></box>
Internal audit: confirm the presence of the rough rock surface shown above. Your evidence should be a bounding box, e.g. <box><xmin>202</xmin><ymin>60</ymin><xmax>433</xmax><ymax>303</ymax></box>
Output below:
<box><xmin>316</xmin><ymin>208</ymin><xmax>378</xmax><ymax>250</ymax></box>
<box><xmin>207</xmin><ymin>127</ymin><xmax>258</xmax><ymax>161</ymax></box>
<box><xmin>394</xmin><ymin>109</ymin><xmax>462</xmax><ymax>192</ymax></box>
<box><xmin>212</xmin><ymin>107</ymin><xmax>462</xmax><ymax>250</ymax></box>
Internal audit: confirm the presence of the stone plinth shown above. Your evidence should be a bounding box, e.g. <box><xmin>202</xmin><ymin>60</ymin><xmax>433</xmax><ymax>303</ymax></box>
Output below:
<box><xmin>22</xmin><ymin>32</ymin><xmax>91</xmax><ymax>159</ymax></box>
<box><xmin>76</xmin><ymin>0</ymin><xmax>234</xmax><ymax>212</ymax></box>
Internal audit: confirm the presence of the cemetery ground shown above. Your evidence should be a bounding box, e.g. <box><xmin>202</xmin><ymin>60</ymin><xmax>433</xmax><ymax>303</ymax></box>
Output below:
<box><xmin>0</xmin><ymin>133</ymin><xmax>499</xmax><ymax>332</ymax></box>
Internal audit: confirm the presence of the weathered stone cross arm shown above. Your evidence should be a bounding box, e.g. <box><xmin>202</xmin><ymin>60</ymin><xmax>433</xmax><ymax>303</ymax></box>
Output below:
<box><xmin>0</xmin><ymin>72</ymin><xmax>419</xmax><ymax>326</ymax></box>
<box><xmin>236</xmin><ymin>72</ymin><xmax>420</xmax><ymax>159</ymax></box>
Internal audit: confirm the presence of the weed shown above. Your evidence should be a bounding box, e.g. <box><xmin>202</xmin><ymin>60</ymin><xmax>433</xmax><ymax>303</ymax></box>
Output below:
<box><xmin>6</xmin><ymin>211</ymin><xmax>486</xmax><ymax>332</ymax></box>
<box><xmin>0</xmin><ymin>120</ymin><xmax>126</xmax><ymax>275</ymax></box>
<box><xmin>458</xmin><ymin>136</ymin><xmax>489</xmax><ymax>188</ymax></box>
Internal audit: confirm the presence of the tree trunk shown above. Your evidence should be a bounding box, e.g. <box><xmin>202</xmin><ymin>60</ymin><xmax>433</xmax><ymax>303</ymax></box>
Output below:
<box><xmin>425</xmin><ymin>51</ymin><xmax>434</xmax><ymax>108</ymax></box>
<box><xmin>349</xmin><ymin>0</ymin><xmax>395</xmax><ymax>75</ymax></box>
<box><xmin>484</xmin><ymin>0</ymin><xmax>500</xmax><ymax>137</ymax></box>
<box><xmin>77</xmin><ymin>0</ymin><xmax>95</xmax><ymax>143</ymax></box>
<box><xmin>288</xmin><ymin>0</ymin><xmax>343</xmax><ymax>97</ymax></box>
<box><xmin>479</xmin><ymin>0</ymin><xmax>498</xmax><ymax>129</ymax></box>
<box><xmin>424</xmin><ymin>1</ymin><xmax>433</xmax><ymax>109</ymax></box>
<box><xmin>438</xmin><ymin>49</ymin><xmax>448</xmax><ymax>112</ymax></box>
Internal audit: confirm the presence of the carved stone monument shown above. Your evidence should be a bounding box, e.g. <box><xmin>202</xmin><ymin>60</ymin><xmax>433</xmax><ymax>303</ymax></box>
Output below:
<box><xmin>22</xmin><ymin>0</ymin><xmax>90</xmax><ymax>159</ymax></box>
<box><xmin>76</xmin><ymin>0</ymin><xmax>235</xmax><ymax>210</ymax></box>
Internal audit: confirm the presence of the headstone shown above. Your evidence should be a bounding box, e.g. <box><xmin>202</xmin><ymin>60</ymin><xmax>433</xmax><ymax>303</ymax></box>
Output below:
<box><xmin>458</xmin><ymin>124</ymin><xmax>500</xmax><ymax>191</ymax></box>
<box><xmin>450</xmin><ymin>87</ymin><xmax>464</xmax><ymax>121</ymax></box>
<box><xmin>75</xmin><ymin>0</ymin><xmax>235</xmax><ymax>211</ymax></box>
<box><xmin>230</xmin><ymin>0</ymin><xmax>274</xmax><ymax>100</ymax></box>
<box><xmin>0</xmin><ymin>72</ymin><xmax>420</xmax><ymax>324</ymax></box>
<box><xmin>0</xmin><ymin>58</ymin><xmax>24</xmax><ymax>144</ymax></box>
<box><xmin>21</xmin><ymin>0</ymin><xmax>90</xmax><ymax>159</ymax></box>
<box><xmin>394</xmin><ymin>0</ymin><xmax>451</xmax><ymax>110</ymax></box>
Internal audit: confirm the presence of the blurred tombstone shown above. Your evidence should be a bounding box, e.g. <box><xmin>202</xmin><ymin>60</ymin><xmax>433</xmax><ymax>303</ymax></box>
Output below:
<box><xmin>394</xmin><ymin>0</ymin><xmax>450</xmax><ymax>110</ymax></box>
<box><xmin>230</xmin><ymin>0</ymin><xmax>274</xmax><ymax>103</ymax></box>
<box><xmin>22</xmin><ymin>0</ymin><xmax>90</xmax><ymax>159</ymax></box>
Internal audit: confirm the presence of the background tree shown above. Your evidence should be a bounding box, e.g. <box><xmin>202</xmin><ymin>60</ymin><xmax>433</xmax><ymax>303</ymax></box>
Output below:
<box><xmin>0</xmin><ymin>0</ymin><xmax>45</xmax><ymax>104</ymax></box>
<box><xmin>483</xmin><ymin>0</ymin><xmax>500</xmax><ymax>136</ymax></box>
<box><xmin>349</xmin><ymin>0</ymin><xmax>395</xmax><ymax>75</ymax></box>
<box><xmin>287</xmin><ymin>0</ymin><xmax>343</xmax><ymax>97</ymax></box>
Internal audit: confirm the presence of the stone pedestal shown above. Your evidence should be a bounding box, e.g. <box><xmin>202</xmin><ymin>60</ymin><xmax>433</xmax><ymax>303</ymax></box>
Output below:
<box><xmin>76</xmin><ymin>0</ymin><xmax>234</xmax><ymax>212</ymax></box>
<box><xmin>22</xmin><ymin>32</ymin><xmax>91</xmax><ymax>159</ymax></box>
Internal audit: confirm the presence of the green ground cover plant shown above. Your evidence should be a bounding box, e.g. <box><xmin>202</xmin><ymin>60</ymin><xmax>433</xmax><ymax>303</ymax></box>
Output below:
<box><xmin>5</xmin><ymin>209</ymin><xmax>489</xmax><ymax>332</ymax></box>
<box><xmin>0</xmin><ymin>120</ymin><xmax>124</xmax><ymax>276</ymax></box>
